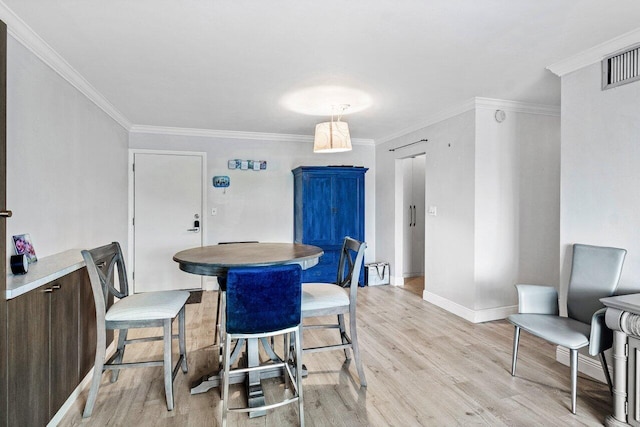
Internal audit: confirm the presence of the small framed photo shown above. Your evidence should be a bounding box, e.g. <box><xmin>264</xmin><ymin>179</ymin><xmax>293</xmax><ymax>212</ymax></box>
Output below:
<box><xmin>13</xmin><ymin>233</ymin><xmax>37</xmax><ymax>263</ymax></box>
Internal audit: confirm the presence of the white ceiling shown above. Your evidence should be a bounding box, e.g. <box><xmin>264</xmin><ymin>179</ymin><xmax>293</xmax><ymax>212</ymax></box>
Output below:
<box><xmin>3</xmin><ymin>0</ymin><xmax>640</xmax><ymax>142</ymax></box>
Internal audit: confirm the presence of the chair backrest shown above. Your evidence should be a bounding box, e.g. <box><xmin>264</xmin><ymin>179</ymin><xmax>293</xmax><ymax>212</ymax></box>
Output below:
<box><xmin>225</xmin><ymin>264</ymin><xmax>302</xmax><ymax>334</ymax></box>
<box><xmin>336</xmin><ymin>237</ymin><xmax>367</xmax><ymax>302</ymax></box>
<box><xmin>81</xmin><ymin>242</ymin><xmax>129</xmax><ymax>318</ymax></box>
<box><xmin>216</xmin><ymin>241</ymin><xmax>259</xmax><ymax>290</ymax></box>
<box><xmin>567</xmin><ymin>243</ymin><xmax>626</xmax><ymax>324</ymax></box>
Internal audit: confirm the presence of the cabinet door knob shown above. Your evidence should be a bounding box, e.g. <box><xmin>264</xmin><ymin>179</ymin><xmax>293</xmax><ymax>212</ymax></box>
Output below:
<box><xmin>0</xmin><ymin>210</ymin><xmax>12</xmax><ymax>218</ymax></box>
<box><xmin>42</xmin><ymin>288</ymin><xmax>54</xmax><ymax>293</ymax></box>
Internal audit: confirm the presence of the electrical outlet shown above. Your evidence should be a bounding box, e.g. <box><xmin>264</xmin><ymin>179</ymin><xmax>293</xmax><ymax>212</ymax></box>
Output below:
<box><xmin>211</xmin><ymin>208</ymin><xmax>218</xmax><ymax>216</ymax></box>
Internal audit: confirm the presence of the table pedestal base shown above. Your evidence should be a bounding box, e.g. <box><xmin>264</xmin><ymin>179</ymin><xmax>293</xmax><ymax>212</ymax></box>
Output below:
<box><xmin>190</xmin><ymin>337</ymin><xmax>300</xmax><ymax>418</ymax></box>
<box><xmin>190</xmin><ymin>366</ymin><xmax>286</xmax><ymax>417</ymax></box>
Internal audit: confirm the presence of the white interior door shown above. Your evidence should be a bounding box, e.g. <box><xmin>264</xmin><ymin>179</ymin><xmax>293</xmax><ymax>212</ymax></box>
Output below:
<box><xmin>133</xmin><ymin>152</ymin><xmax>204</xmax><ymax>293</ymax></box>
<box><xmin>411</xmin><ymin>155</ymin><xmax>426</xmax><ymax>274</ymax></box>
<box><xmin>402</xmin><ymin>158</ymin><xmax>413</xmax><ymax>274</ymax></box>
<box><xmin>402</xmin><ymin>155</ymin><xmax>426</xmax><ymax>278</ymax></box>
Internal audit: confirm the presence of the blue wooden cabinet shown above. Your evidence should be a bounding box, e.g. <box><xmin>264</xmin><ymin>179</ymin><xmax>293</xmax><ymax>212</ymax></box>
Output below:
<box><xmin>292</xmin><ymin>166</ymin><xmax>368</xmax><ymax>283</ymax></box>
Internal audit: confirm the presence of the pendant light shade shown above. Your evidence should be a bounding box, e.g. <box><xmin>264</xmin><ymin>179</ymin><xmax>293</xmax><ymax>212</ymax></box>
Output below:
<box><xmin>313</xmin><ymin>120</ymin><xmax>352</xmax><ymax>153</ymax></box>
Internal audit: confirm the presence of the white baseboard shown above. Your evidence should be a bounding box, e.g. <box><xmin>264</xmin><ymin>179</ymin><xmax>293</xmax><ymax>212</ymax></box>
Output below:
<box><xmin>555</xmin><ymin>346</ymin><xmax>609</xmax><ymax>384</ymax></box>
<box><xmin>391</xmin><ymin>275</ymin><xmax>404</xmax><ymax>286</ymax></box>
<box><xmin>47</xmin><ymin>341</ymin><xmax>116</xmax><ymax>426</ymax></box>
<box><xmin>422</xmin><ymin>290</ymin><xmax>518</xmax><ymax>323</ymax></box>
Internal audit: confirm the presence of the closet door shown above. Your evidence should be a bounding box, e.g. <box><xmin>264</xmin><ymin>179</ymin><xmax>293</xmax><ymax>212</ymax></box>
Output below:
<box><xmin>411</xmin><ymin>156</ymin><xmax>425</xmax><ymax>274</ymax></box>
<box><xmin>402</xmin><ymin>159</ymin><xmax>413</xmax><ymax>275</ymax></box>
<box><xmin>402</xmin><ymin>156</ymin><xmax>425</xmax><ymax>278</ymax></box>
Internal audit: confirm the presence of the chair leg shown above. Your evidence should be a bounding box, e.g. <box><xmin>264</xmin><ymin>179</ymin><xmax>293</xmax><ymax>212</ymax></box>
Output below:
<box><xmin>218</xmin><ymin>292</ymin><xmax>226</xmax><ymax>370</ymax></box>
<box><xmin>349</xmin><ymin>312</ymin><xmax>367</xmax><ymax>387</ymax></box>
<box><xmin>570</xmin><ymin>348</ymin><xmax>578</xmax><ymax>414</ymax></box>
<box><xmin>111</xmin><ymin>328</ymin><xmax>128</xmax><ymax>383</ymax></box>
<box><xmin>214</xmin><ymin>289</ymin><xmax>222</xmax><ymax>345</ymax></box>
<box><xmin>338</xmin><ymin>314</ymin><xmax>351</xmax><ymax>360</ymax></box>
<box><xmin>294</xmin><ymin>325</ymin><xmax>305</xmax><ymax>427</ymax></box>
<box><xmin>221</xmin><ymin>331</ymin><xmax>232</xmax><ymax>427</ymax></box>
<box><xmin>284</xmin><ymin>332</ymin><xmax>291</xmax><ymax>390</ymax></box>
<box><xmin>163</xmin><ymin>319</ymin><xmax>174</xmax><ymax>411</ymax></box>
<box><xmin>599</xmin><ymin>352</ymin><xmax>613</xmax><ymax>395</ymax></box>
<box><xmin>511</xmin><ymin>326</ymin><xmax>520</xmax><ymax>376</ymax></box>
<box><xmin>179</xmin><ymin>306</ymin><xmax>188</xmax><ymax>373</ymax></box>
<box><xmin>82</xmin><ymin>333</ymin><xmax>107</xmax><ymax>418</ymax></box>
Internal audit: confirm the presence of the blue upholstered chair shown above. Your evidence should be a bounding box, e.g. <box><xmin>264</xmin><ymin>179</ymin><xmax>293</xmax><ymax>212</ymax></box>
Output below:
<box><xmin>508</xmin><ymin>243</ymin><xmax>626</xmax><ymax>414</ymax></box>
<box><xmin>214</xmin><ymin>241</ymin><xmax>259</xmax><ymax>351</ymax></box>
<box><xmin>301</xmin><ymin>237</ymin><xmax>367</xmax><ymax>386</ymax></box>
<box><xmin>221</xmin><ymin>264</ymin><xmax>304</xmax><ymax>426</ymax></box>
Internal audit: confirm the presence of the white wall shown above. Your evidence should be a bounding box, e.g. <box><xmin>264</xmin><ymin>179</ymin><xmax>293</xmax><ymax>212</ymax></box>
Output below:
<box><xmin>475</xmin><ymin>107</ymin><xmax>560</xmax><ymax>310</ymax></box>
<box><xmin>128</xmin><ymin>132</ymin><xmax>376</xmax><ymax>262</ymax></box>
<box><xmin>5</xmin><ymin>36</ymin><xmax>129</xmax><ymax>261</ymax></box>
<box><xmin>560</xmin><ymin>62</ymin><xmax>640</xmax><ymax>300</ymax></box>
<box><xmin>377</xmin><ymin>110</ymin><xmax>476</xmax><ymax>307</ymax></box>
<box><xmin>423</xmin><ymin>111</ymin><xmax>477</xmax><ymax>309</ymax></box>
<box><xmin>376</xmin><ymin>100</ymin><xmax>560</xmax><ymax>322</ymax></box>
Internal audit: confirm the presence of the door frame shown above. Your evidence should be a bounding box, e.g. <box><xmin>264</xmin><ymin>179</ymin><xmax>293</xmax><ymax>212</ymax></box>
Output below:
<box><xmin>128</xmin><ymin>149</ymin><xmax>208</xmax><ymax>287</ymax></box>
<box><xmin>394</xmin><ymin>153</ymin><xmax>427</xmax><ymax>288</ymax></box>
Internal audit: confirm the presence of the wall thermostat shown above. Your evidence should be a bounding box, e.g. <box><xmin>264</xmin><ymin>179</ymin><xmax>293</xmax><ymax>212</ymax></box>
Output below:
<box><xmin>212</xmin><ymin>176</ymin><xmax>230</xmax><ymax>188</ymax></box>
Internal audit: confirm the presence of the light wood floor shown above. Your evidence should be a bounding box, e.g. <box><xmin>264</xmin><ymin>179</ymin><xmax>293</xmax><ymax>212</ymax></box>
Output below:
<box><xmin>402</xmin><ymin>276</ymin><xmax>425</xmax><ymax>297</ymax></box>
<box><xmin>59</xmin><ymin>286</ymin><xmax>610</xmax><ymax>426</ymax></box>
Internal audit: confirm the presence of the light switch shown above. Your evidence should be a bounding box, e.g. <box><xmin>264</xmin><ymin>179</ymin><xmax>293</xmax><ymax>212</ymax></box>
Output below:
<box><xmin>211</xmin><ymin>207</ymin><xmax>218</xmax><ymax>216</ymax></box>
<box><xmin>428</xmin><ymin>206</ymin><xmax>437</xmax><ymax>216</ymax></box>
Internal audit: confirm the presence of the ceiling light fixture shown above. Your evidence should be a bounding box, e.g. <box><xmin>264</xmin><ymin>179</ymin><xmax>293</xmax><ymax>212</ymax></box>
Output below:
<box><xmin>313</xmin><ymin>104</ymin><xmax>352</xmax><ymax>153</ymax></box>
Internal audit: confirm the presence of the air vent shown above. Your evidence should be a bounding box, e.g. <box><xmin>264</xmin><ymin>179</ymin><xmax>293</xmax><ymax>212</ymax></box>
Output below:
<box><xmin>602</xmin><ymin>44</ymin><xmax>640</xmax><ymax>90</ymax></box>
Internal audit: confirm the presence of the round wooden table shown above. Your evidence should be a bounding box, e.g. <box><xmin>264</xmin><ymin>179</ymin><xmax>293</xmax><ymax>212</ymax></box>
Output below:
<box><xmin>173</xmin><ymin>242</ymin><xmax>323</xmax><ymax>417</ymax></box>
<box><xmin>173</xmin><ymin>242</ymin><xmax>323</xmax><ymax>277</ymax></box>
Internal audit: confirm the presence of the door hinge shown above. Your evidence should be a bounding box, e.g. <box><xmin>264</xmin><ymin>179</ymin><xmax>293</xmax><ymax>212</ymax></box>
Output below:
<box><xmin>132</xmin><ymin>163</ymin><xmax>135</xmax><ymax>172</ymax></box>
<box><xmin>625</xmin><ymin>400</ymin><xmax>628</xmax><ymax>415</ymax></box>
<box><xmin>132</xmin><ymin>217</ymin><xmax>135</xmax><ymax>226</ymax></box>
<box><xmin>132</xmin><ymin>271</ymin><xmax>135</xmax><ymax>280</ymax></box>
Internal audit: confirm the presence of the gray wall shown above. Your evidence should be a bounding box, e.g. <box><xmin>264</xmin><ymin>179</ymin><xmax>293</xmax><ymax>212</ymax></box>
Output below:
<box><xmin>475</xmin><ymin>107</ymin><xmax>561</xmax><ymax>310</ymax></box>
<box><xmin>560</xmin><ymin>62</ymin><xmax>640</xmax><ymax>302</ymax></box>
<box><xmin>5</xmin><ymin>36</ymin><xmax>129</xmax><ymax>260</ymax></box>
<box><xmin>422</xmin><ymin>111</ymin><xmax>477</xmax><ymax>309</ymax></box>
<box><xmin>376</xmin><ymin>101</ymin><xmax>560</xmax><ymax>321</ymax></box>
<box><xmin>128</xmin><ymin>132</ymin><xmax>377</xmax><ymax>265</ymax></box>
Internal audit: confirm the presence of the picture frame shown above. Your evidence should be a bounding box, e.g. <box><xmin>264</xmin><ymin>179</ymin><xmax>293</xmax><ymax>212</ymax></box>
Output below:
<box><xmin>13</xmin><ymin>233</ymin><xmax>37</xmax><ymax>263</ymax></box>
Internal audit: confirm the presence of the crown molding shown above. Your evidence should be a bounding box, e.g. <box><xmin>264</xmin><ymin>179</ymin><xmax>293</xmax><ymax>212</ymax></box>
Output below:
<box><xmin>130</xmin><ymin>124</ymin><xmax>376</xmax><ymax>146</ymax></box>
<box><xmin>474</xmin><ymin>97</ymin><xmax>560</xmax><ymax>116</ymax></box>
<box><xmin>0</xmin><ymin>1</ymin><xmax>132</xmax><ymax>130</ymax></box>
<box><xmin>376</xmin><ymin>97</ymin><xmax>559</xmax><ymax>145</ymax></box>
<box><xmin>547</xmin><ymin>27</ymin><xmax>640</xmax><ymax>77</ymax></box>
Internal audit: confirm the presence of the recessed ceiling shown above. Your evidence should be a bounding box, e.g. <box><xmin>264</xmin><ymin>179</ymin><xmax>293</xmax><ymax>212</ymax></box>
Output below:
<box><xmin>2</xmin><ymin>0</ymin><xmax>640</xmax><ymax>141</ymax></box>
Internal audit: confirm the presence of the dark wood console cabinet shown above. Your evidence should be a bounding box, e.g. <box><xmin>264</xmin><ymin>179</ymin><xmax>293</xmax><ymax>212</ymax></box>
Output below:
<box><xmin>6</xmin><ymin>266</ymin><xmax>105</xmax><ymax>426</ymax></box>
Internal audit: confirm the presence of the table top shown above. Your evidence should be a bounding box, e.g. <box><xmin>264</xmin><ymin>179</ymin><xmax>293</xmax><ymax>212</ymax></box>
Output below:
<box><xmin>173</xmin><ymin>242</ymin><xmax>323</xmax><ymax>276</ymax></box>
<box><xmin>601</xmin><ymin>293</ymin><xmax>640</xmax><ymax>314</ymax></box>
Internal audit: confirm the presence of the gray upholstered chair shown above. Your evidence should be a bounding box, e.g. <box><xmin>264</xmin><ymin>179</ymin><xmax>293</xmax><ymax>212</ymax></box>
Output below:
<box><xmin>81</xmin><ymin>242</ymin><xmax>189</xmax><ymax>418</ymax></box>
<box><xmin>221</xmin><ymin>264</ymin><xmax>304</xmax><ymax>426</ymax></box>
<box><xmin>508</xmin><ymin>243</ymin><xmax>626</xmax><ymax>414</ymax></box>
<box><xmin>301</xmin><ymin>236</ymin><xmax>367</xmax><ymax>386</ymax></box>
